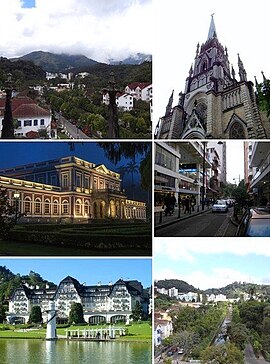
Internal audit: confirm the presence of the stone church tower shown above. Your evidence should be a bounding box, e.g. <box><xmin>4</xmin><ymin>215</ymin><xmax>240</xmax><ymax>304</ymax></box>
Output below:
<box><xmin>155</xmin><ymin>16</ymin><xmax>267</xmax><ymax>139</ymax></box>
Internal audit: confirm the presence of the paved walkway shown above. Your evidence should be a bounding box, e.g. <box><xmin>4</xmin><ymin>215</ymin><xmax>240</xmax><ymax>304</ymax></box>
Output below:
<box><xmin>155</xmin><ymin>205</ymin><xmax>212</xmax><ymax>230</ymax></box>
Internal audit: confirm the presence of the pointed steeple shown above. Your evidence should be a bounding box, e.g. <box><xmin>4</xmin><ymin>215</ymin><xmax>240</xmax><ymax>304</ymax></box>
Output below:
<box><xmin>165</xmin><ymin>90</ymin><xmax>174</xmax><ymax>116</ymax></box>
<box><xmin>207</xmin><ymin>14</ymin><xmax>217</xmax><ymax>40</ymax></box>
<box><xmin>238</xmin><ymin>53</ymin><xmax>247</xmax><ymax>82</ymax></box>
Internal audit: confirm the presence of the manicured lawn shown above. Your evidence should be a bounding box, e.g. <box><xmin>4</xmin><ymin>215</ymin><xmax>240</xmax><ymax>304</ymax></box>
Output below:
<box><xmin>0</xmin><ymin>322</ymin><xmax>152</xmax><ymax>341</ymax></box>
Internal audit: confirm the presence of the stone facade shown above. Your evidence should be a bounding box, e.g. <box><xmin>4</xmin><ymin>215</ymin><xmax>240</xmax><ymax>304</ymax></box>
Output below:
<box><xmin>155</xmin><ymin>16</ymin><xmax>268</xmax><ymax>139</ymax></box>
<box><xmin>0</xmin><ymin>156</ymin><xmax>146</xmax><ymax>223</ymax></box>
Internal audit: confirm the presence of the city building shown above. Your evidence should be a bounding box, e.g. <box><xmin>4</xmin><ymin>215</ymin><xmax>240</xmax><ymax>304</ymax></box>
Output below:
<box><xmin>245</xmin><ymin>142</ymin><xmax>270</xmax><ymax>205</ymax></box>
<box><xmin>155</xmin><ymin>16</ymin><xmax>267</xmax><ymax>139</ymax></box>
<box><xmin>103</xmin><ymin>92</ymin><xmax>134</xmax><ymax>111</ymax></box>
<box><xmin>125</xmin><ymin>82</ymin><xmax>152</xmax><ymax>102</ymax></box>
<box><xmin>0</xmin><ymin>96</ymin><xmax>55</xmax><ymax>138</ymax></box>
<box><xmin>154</xmin><ymin>141</ymin><xmax>211</xmax><ymax>209</ymax></box>
<box><xmin>6</xmin><ymin>276</ymin><xmax>150</xmax><ymax>324</ymax></box>
<box><xmin>0</xmin><ymin>155</ymin><xmax>147</xmax><ymax>223</ymax></box>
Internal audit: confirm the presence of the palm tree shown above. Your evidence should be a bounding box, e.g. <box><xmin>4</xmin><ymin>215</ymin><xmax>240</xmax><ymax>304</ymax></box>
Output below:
<box><xmin>126</xmin><ymin>161</ymin><xmax>139</xmax><ymax>200</ymax></box>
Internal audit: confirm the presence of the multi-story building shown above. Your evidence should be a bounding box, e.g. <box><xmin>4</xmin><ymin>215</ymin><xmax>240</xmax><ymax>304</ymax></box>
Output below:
<box><xmin>103</xmin><ymin>92</ymin><xmax>134</xmax><ymax>111</ymax></box>
<box><xmin>6</xmin><ymin>276</ymin><xmax>150</xmax><ymax>324</ymax></box>
<box><xmin>0</xmin><ymin>155</ymin><xmax>146</xmax><ymax>223</ymax></box>
<box><xmin>246</xmin><ymin>142</ymin><xmax>270</xmax><ymax>205</ymax></box>
<box><xmin>154</xmin><ymin>141</ymin><xmax>211</xmax><ymax>209</ymax></box>
<box><xmin>155</xmin><ymin>16</ymin><xmax>267</xmax><ymax>139</ymax></box>
<box><xmin>0</xmin><ymin>96</ymin><xmax>55</xmax><ymax>138</ymax></box>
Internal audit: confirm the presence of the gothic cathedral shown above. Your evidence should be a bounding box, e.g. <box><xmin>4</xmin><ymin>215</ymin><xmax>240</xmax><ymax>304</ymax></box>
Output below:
<box><xmin>155</xmin><ymin>16</ymin><xmax>267</xmax><ymax>139</ymax></box>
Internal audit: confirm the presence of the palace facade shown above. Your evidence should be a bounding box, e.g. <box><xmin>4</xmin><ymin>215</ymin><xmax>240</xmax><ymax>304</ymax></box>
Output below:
<box><xmin>0</xmin><ymin>155</ymin><xmax>146</xmax><ymax>223</ymax></box>
<box><xmin>6</xmin><ymin>276</ymin><xmax>150</xmax><ymax>324</ymax></box>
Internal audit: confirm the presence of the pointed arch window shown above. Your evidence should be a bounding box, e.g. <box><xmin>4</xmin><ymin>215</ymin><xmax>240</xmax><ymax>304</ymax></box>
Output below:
<box><xmin>201</xmin><ymin>60</ymin><xmax>208</xmax><ymax>72</ymax></box>
<box><xmin>229</xmin><ymin>122</ymin><xmax>245</xmax><ymax>139</ymax></box>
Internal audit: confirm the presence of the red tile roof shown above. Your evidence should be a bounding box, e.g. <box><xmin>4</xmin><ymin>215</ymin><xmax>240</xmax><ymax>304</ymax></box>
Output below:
<box><xmin>126</xmin><ymin>82</ymin><xmax>151</xmax><ymax>90</ymax></box>
<box><xmin>25</xmin><ymin>130</ymin><xmax>40</xmax><ymax>139</ymax></box>
<box><xmin>13</xmin><ymin>104</ymin><xmax>50</xmax><ymax>118</ymax></box>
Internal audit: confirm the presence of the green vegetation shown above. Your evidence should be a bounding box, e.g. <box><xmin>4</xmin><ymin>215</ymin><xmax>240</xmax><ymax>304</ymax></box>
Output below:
<box><xmin>171</xmin><ymin>303</ymin><xmax>227</xmax><ymax>358</ymax></box>
<box><xmin>201</xmin><ymin>342</ymin><xmax>244</xmax><ymax>364</ymax></box>
<box><xmin>0</xmin><ymin>322</ymin><xmax>151</xmax><ymax>342</ymax></box>
<box><xmin>0</xmin><ymin>188</ymin><xmax>20</xmax><ymax>239</ymax></box>
<box><xmin>257</xmin><ymin>76</ymin><xmax>270</xmax><ymax>118</ymax></box>
<box><xmin>68</xmin><ymin>303</ymin><xmax>85</xmax><ymax>325</ymax></box>
<box><xmin>28</xmin><ymin>306</ymin><xmax>43</xmax><ymax>324</ymax></box>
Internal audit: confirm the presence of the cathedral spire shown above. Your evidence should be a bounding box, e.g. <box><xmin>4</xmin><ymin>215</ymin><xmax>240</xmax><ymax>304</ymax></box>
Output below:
<box><xmin>238</xmin><ymin>53</ymin><xmax>247</xmax><ymax>82</ymax></box>
<box><xmin>165</xmin><ymin>90</ymin><xmax>174</xmax><ymax>116</ymax></box>
<box><xmin>207</xmin><ymin>14</ymin><xmax>217</xmax><ymax>40</ymax></box>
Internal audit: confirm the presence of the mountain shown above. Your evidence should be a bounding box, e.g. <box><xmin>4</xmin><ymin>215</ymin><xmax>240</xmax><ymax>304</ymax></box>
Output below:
<box><xmin>155</xmin><ymin>279</ymin><xmax>198</xmax><ymax>293</ymax></box>
<box><xmin>109</xmin><ymin>53</ymin><xmax>152</xmax><ymax>65</ymax></box>
<box><xmin>204</xmin><ymin>281</ymin><xmax>270</xmax><ymax>298</ymax></box>
<box><xmin>11</xmin><ymin>51</ymin><xmax>100</xmax><ymax>73</ymax></box>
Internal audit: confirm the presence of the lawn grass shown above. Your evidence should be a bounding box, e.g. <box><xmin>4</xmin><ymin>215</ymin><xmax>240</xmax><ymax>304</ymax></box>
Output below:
<box><xmin>0</xmin><ymin>322</ymin><xmax>152</xmax><ymax>341</ymax></box>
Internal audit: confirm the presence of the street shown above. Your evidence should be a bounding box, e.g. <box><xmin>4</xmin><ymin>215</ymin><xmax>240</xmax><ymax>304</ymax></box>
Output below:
<box><xmin>155</xmin><ymin>208</ymin><xmax>237</xmax><ymax>237</ymax></box>
<box><xmin>244</xmin><ymin>344</ymin><xmax>269</xmax><ymax>364</ymax></box>
<box><xmin>57</xmin><ymin>113</ymin><xmax>91</xmax><ymax>139</ymax></box>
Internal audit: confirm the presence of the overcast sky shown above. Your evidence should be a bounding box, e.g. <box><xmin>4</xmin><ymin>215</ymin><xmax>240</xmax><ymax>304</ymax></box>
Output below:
<box><xmin>0</xmin><ymin>0</ymin><xmax>152</xmax><ymax>62</ymax></box>
<box><xmin>155</xmin><ymin>238</ymin><xmax>270</xmax><ymax>290</ymax></box>
<box><xmin>0</xmin><ymin>258</ymin><xmax>152</xmax><ymax>287</ymax></box>
<box><xmin>153</xmin><ymin>0</ymin><xmax>270</xmax><ymax>125</ymax></box>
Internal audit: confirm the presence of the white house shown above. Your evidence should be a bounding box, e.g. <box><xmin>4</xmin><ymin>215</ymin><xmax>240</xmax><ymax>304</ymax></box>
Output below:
<box><xmin>103</xmin><ymin>92</ymin><xmax>134</xmax><ymax>111</ymax></box>
<box><xmin>0</xmin><ymin>97</ymin><xmax>54</xmax><ymax>139</ymax></box>
<box><xmin>154</xmin><ymin>319</ymin><xmax>173</xmax><ymax>346</ymax></box>
<box><xmin>125</xmin><ymin>82</ymin><xmax>152</xmax><ymax>102</ymax></box>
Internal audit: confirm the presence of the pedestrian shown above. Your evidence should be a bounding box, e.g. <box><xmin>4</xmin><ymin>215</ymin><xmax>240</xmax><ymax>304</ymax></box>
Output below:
<box><xmin>191</xmin><ymin>197</ymin><xmax>196</xmax><ymax>212</ymax></box>
<box><xmin>164</xmin><ymin>194</ymin><xmax>171</xmax><ymax>216</ymax></box>
<box><xmin>184</xmin><ymin>196</ymin><xmax>191</xmax><ymax>214</ymax></box>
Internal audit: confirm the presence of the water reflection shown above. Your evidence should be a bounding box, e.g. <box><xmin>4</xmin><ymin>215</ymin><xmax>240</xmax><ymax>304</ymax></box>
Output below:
<box><xmin>0</xmin><ymin>339</ymin><xmax>151</xmax><ymax>364</ymax></box>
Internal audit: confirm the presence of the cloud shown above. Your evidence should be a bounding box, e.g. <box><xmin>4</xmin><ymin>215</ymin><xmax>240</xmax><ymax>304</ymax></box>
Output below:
<box><xmin>155</xmin><ymin>266</ymin><xmax>263</xmax><ymax>290</ymax></box>
<box><xmin>0</xmin><ymin>0</ymin><xmax>152</xmax><ymax>61</ymax></box>
<box><xmin>155</xmin><ymin>238</ymin><xmax>270</xmax><ymax>262</ymax></box>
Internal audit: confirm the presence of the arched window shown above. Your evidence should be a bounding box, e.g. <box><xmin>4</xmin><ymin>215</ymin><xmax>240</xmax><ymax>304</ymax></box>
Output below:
<box><xmin>53</xmin><ymin>200</ymin><xmax>59</xmax><ymax>215</ymax></box>
<box><xmin>75</xmin><ymin>199</ymin><xmax>82</xmax><ymax>215</ymax></box>
<box><xmin>62</xmin><ymin>200</ymin><xmax>69</xmax><ymax>215</ymax></box>
<box><xmin>44</xmin><ymin>199</ymin><xmax>50</xmax><ymax>214</ymax></box>
<box><xmin>84</xmin><ymin>201</ymin><xmax>90</xmax><ymax>216</ymax></box>
<box><xmin>201</xmin><ymin>60</ymin><xmax>208</xmax><ymax>72</ymax></box>
<box><xmin>229</xmin><ymin>122</ymin><xmax>245</xmax><ymax>139</ymax></box>
<box><xmin>24</xmin><ymin>197</ymin><xmax>31</xmax><ymax>214</ymax></box>
<box><xmin>34</xmin><ymin>198</ymin><xmax>41</xmax><ymax>214</ymax></box>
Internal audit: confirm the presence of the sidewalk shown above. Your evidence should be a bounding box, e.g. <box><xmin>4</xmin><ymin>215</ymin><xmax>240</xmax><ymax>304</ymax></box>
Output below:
<box><xmin>154</xmin><ymin>205</ymin><xmax>212</xmax><ymax>230</ymax></box>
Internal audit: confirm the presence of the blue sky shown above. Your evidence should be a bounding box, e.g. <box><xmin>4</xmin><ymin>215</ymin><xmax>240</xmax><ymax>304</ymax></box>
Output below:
<box><xmin>22</xmin><ymin>0</ymin><xmax>35</xmax><ymax>8</ymax></box>
<box><xmin>0</xmin><ymin>258</ymin><xmax>152</xmax><ymax>287</ymax></box>
<box><xmin>154</xmin><ymin>238</ymin><xmax>270</xmax><ymax>290</ymax></box>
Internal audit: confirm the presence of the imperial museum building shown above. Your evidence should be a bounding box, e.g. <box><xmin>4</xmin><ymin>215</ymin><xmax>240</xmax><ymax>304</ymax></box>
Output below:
<box><xmin>6</xmin><ymin>276</ymin><xmax>151</xmax><ymax>324</ymax></box>
<box><xmin>0</xmin><ymin>155</ymin><xmax>146</xmax><ymax>223</ymax></box>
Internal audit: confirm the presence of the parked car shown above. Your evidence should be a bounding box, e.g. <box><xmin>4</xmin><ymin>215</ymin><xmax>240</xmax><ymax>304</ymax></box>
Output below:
<box><xmin>236</xmin><ymin>207</ymin><xmax>270</xmax><ymax>237</ymax></box>
<box><xmin>212</xmin><ymin>200</ymin><xmax>228</xmax><ymax>213</ymax></box>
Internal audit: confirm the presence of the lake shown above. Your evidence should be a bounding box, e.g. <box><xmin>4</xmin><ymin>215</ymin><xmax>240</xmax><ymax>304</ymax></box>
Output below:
<box><xmin>0</xmin><ymin>339</ymin><xmax>151</xmax><ymax>364</ymax></box>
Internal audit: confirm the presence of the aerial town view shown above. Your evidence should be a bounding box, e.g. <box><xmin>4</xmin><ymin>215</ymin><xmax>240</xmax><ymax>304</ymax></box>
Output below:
<box><xmin>154</xmin><ymin>239</ymin><xmax>270</xmax><ymax>364</ymax></box>
<box><xmin>0</xmin><ymin>258</ymin><xmax>152</xmax><ymax>364</ymax></box>
<box><xmin>0</xmin><ymin>0</ymin><xmax>152</xmax><ymax>140</ymax></box>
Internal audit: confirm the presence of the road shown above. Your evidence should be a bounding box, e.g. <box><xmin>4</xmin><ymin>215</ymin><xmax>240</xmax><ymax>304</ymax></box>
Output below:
<box><xmin>57</xmin><ymin>113</ymin><xmax>91</xmax><ymax>139</ymax></box>
<box><xmin>156</xmin><ymin>209</ymin><xmax>237</xmax><ymax>237</ymax></box>
<box><xmin>245</xmin><ymin>344</ymin><xmax>269</xmax><ymax>364</ymax></box>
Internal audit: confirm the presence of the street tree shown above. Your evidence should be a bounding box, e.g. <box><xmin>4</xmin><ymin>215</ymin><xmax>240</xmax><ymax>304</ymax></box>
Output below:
<box><xmin>131</xmin><ymin>301</ymin><xmax>143</xmax><ymax>322</ymax></box>
<box><xmin>0</xmin><ymin>188</ymin><xmax>19</xmax><ymax>239</ymax></box>
<box><xmin>28</xmin><ymin>305</ymin><xmax>42</xmax><ymax>324</ymax></box>
<box><xmin>201</xmin><ymin>343</ymin><xmax>244</xmax><ymax>364</ymax></box>
<box><xmin>68</xmin><ymin>303</ymin><xmax>85</xmax><ymax>324</ymax></box>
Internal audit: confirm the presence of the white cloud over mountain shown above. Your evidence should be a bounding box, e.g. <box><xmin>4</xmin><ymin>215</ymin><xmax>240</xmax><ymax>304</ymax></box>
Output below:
<box><xmin>0</xmin><ymin>0</ymin><xmax>152</xmax><ymax>61</ymax></box>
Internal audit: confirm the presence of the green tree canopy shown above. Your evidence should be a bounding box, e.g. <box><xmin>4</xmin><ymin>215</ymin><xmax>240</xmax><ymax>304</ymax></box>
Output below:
<box><xmin>28</xmin><ymin>305</ymin><xmax>42</xmax><ymax>324</ymax></box>
<box><xmin>201</xmin><ymin>343</ymin><xmax>244</xmax><ymax>364</ymax></box>
<box><xmin>68</xmin><ymin>302</ymin><xmax>85</xmax><ymax>324</ymax></box>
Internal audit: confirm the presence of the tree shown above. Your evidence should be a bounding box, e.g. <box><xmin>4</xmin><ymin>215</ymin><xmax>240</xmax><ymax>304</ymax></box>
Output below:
<box><xmin>0</xmin><ymin>188</ymin><xmax>19</xmax><ymax>239</ymax></box>
<box><xmin>227</xmin><ymin>322</ymin><xmax>248</xmax><ymax>350</ymax></box>
<box><xmin>126</xmin><ymin>160</ymin><xmax>139</xmax><ymax>199</ymax></box>
<box><xmin>68</xmin><ymin>303</ymin><xmax>85</xmax><ymax>324</ymax></box>
<box><xmin>131</xmin><ymin>301</ymin><xmax>143</xmax><ymax>322</ymax></box>
<box><xmin>28</xmin><ymin>305</ymin><xmax>42</xmax><ymax>324</ymax></box>
<box><xmin>201</xmin><ymin>343</ymin><xmax>244</xmax><ymax>364</ymax></box>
